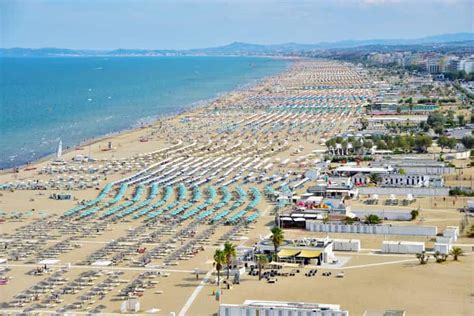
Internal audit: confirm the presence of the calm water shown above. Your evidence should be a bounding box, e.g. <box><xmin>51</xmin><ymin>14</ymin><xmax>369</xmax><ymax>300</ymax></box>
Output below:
<box><xmin>0</xmin><ymin>56</ymin><xmax>288</xmax><ymax>168</ymax></box>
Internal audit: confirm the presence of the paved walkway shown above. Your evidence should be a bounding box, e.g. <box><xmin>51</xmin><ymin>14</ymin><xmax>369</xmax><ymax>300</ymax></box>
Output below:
<box><xmin>178</xmin><ymin>269</ymin><xmax>213</xmax><ymax>316</ymax></box>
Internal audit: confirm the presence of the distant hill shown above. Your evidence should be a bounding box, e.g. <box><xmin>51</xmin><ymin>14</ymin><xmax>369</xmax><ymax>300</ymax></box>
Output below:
<box><xmin>1</xmin><ymin>32</ymin><xmax>473</xmax><ymax>57</ymax></box>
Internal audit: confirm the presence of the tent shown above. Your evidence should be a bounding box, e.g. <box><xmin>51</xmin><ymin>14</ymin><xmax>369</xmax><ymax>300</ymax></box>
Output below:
<box><xmin>297</xmin><ymin>250</ymin><xmax>321</xmax><ymax>258</ymax></box>
<box><xmin>277</xmin><ymin>249</ymin><xmax>300</xmax><ymax>258</ymax></box>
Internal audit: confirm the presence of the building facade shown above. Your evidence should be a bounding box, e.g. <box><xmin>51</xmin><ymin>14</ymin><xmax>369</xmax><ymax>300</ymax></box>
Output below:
<box><xmin>219</xmin><ymin>300</ymin><xmax>349</xmax><ymax>316</ymax></box>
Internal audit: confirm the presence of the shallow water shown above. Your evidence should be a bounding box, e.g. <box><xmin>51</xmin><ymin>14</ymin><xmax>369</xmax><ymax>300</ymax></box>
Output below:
<box><xmin>0</xmin><ymin>56</ymin><xmax>288</xmax><ymax>168</ymax></box>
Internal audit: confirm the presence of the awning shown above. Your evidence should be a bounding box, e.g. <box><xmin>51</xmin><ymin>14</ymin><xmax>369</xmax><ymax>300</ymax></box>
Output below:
<box><xmin>38</xmin><ymin>259</ymin><xmax>60</xmax><ymax>265</ymax></box>
<box><xmin>297</xmin><ymin>250</ymin><xmax>321</xmax><ymax>258</ymax></box>
<box><xmin>277</xmin><ymin>249</ymin><xmax>301</xmax><ymax>258</ymax></box>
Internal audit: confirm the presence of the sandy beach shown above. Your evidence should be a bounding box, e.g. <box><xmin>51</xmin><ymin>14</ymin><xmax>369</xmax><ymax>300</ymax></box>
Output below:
<box><xmin>0</xmin><ymin>59</ymin><xmax>472</xmax><ymax>316</ymax></box>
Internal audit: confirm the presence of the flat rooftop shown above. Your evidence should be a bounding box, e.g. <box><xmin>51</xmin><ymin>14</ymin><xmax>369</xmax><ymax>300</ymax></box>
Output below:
<box><xmin>241</xmin><ymin>300</ymin><xmax>343</xmax><ymax>311</ymax></box>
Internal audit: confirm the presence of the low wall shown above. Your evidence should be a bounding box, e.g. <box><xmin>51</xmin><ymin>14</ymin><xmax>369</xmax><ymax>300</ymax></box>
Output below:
<box><xmin>359</xmin><ymin>187</ymin><xmax>450</xmax><ymax>197</ymax></box>
<box><xmin>382</xmin><ymin>241</ymin><xmax>425</xmax><ymax>254</ymax></box>
<box><xmin>351</xmin><ymin>209</ymin><xmax>412</xmax><ymax>221</ymax></box>
<box><xmin>306</xmin><ymin>221</ymin><xmax>437</xmax><ymax>237</ymax></box>
<box><xmin>333</xmin><ymin>239</ymin><xmax>360</xmax><ymax>252</ymax></box>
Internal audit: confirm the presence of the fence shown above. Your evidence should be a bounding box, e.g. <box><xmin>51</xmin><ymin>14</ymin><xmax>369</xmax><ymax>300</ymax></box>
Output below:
<box><xmin>306</xmin><ymin>221</ymin><xmax>437</xmax><ymax>236</ymax></box>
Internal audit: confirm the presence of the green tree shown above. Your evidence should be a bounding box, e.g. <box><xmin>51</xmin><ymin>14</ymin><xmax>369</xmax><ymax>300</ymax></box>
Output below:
<box><xmin>461</xmin><ymin>136</ymin><xmax>474</xmax><ymax>149</ymax></box>
<box><xmin>468</xmin><ymin>225</ymin><xmax>474</xmax><ymax>238</ymax></box>
<box><xmin>446</xmin><ymin>110</ymin><xmax>455</xmax><ymax>127</ymax></box>
<box><xmin>419</xmin><ymin>121</ymin><xmax>430</xmax><ymax>133</ymax></box>
<box><xmin>368</xmin><ymin>173</ymin><xmax>382</xmax><ymax>184</ymax></box>
<box><xmin>256</xmin><ymin>254</ymin><xmax>268</xmax><ymax>280</ymax></box>
<box><xmin>365</xmin><ymin>214</ymin><xmax>382</xmax><ymax>225</ymax></box>
<box><xmin>270</xmin><ymin>227</ymin><xmax>284</xmax><ymax>260</ymax></box>
<box><xmin>438</xmin><ymin>135</ymin><xmax>450</xmax><ymax>151</ymax></box>
<box><xmin>433</xmin><ymin>251</ymin><xmax>448</xmax><ymax>263</ymax></box>
<box><xmin>360</xmin><ymin>118</ymin><xmax>369</xmax><ymax>130</ymax></box>
<box><xmin>223</xmin><ymin>241</ymin><xmax>237</xmax><ymax>279</ymax></box>
<box><xmin>416</xmin><ymin>251</ymin><xmax>429</xmax><ymax>264</ymax></box>
<box><xmin>446</xmin><ymin>138</ymin><xmax>457</xmax><ymax>151</ymax></box>
<box><xmin>427</xmin><ymin>112</ymin><xmax>446</xmax><ymax>130</ymax></box>
<box><xmin>434</xmin><ymin>126</ymin><xmax>444</xmax><ymax>136</ymax></box>
<box><xmin>322</xmin><ymin>213</ymin><xmax>329</xmax><ymax>224</ymax></box>
<box><xmin>410</xmin><ymin>209</ymin><xmax>419</xmax><ymax>220</ymax></box>
<box><xmin>344</xmin><ymin>216</ymin><xmax>355</xmax><ymax>224</ymax></box>
<box><xmin>457</xmin><ymin>114</ymin><xmax>465</xmax><ymax>126</ymax></box>
<box><xmin>363</xmin><ymin>140</ymin><xmax>374</xmax><ymax>154</ymax></box>
<box><xmin>213</xmin><ymin>249</ymin><xmax>226</xmax><ymax>285</ymax></box>
<box><xmin>414</xmin><ymin>134</ymin><xmax>433</xmax><ymax>153</ymax></box>
<box><xmin>450</xmin><ymin>247</ymin><xmax>463</xmax><ymax>261</ymax></box>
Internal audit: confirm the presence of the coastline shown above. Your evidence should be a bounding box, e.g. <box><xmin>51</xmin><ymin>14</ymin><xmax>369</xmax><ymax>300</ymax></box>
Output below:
<box><xmin>0</xmin><ymin>58</ymin><xmax>293</xmax><ymax>174</ymax></box>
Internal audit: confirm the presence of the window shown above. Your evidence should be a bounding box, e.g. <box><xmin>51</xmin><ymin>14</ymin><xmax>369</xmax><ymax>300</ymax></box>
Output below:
<box><xmin>278</xmin><ymin>311</ymin><xmax>283</xmax><ymax>316</ymax></box>
<box><xmin>224</xmin><ymin>308</ymin><xmax>230</xmax><ymax>316</ymax></box>
<box><xmin>246</xmin><ymin>309</ymin><xmax>251</xmax><ymax>316</ymax></box>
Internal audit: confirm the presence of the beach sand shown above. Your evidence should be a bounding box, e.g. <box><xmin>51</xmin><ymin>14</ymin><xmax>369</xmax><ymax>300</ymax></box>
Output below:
<box><xmin>0</xmin><ymin>59</ymin><xmax>472</xmax><ymax>315</ymax></box>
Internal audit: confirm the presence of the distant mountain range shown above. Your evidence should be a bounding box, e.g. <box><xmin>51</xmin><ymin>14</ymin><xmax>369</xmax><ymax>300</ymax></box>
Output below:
<box><xmin>2</xmin><ymin>33</ymin><xmax>473</xmax><ymax>57</ymax></box>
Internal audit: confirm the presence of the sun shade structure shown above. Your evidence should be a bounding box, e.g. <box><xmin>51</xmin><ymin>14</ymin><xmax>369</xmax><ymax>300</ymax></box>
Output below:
<box><xmin>297</xmin><ymin>250</ymin><xmax>321</xmax><ymax>258</ymax></box>
<box><xmin>277</xmin><ymin>249</ymin><xmax>301</xmax><ymax>258</ymax></box>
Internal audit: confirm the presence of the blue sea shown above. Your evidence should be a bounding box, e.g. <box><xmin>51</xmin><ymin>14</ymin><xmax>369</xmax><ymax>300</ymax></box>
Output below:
<box><xmin>0</xmin><ymin>56</ymin><xmax>288</xmax><ymax>169</ymax></box>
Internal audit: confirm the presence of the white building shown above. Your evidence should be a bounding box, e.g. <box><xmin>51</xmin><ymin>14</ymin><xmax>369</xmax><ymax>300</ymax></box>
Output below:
<box><xmin>334</xmin><ymin>166</ymin><xmax>393</xmax><ymax>177</ymax></box>
<box><xmin>219</xmin><ymin>300</ymin><xmax>349</xmax><ymax>316</ymax></box>
<box><xmin>256</xmin><ymin>237</ymin><xmax>335</xmax><ymax>265</ymax></box>
<box><xmin>459</xmin><ymin>56</ymin><xmax>474</xmax><ymax>73</ymax></box>
<box><xmin>426</xmin><ymin>59</ymin><xmax>441</xmax><ymax>74</ymax></box>
<box><xmin>382</xmin><ymin>241</ymin><xmax>425</xmax><ymax>254</ymax></box>
<box><xmin>352</xmin><ymin>173</ymin><xmax>444</xmax><ymax>188</ymax></box>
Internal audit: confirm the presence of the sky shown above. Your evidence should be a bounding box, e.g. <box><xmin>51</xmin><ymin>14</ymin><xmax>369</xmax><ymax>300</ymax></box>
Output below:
<box><xmin>0</xmin><ymin>0</ymin><xmax>473</xmax><ymax>50</ymax></box>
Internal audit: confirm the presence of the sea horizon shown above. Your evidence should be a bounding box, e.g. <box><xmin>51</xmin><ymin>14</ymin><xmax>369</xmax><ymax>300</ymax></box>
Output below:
<box><xmin>0</xmin><ymin>56</ymin><xmax>289</xmax><ymax>169</ymax></box>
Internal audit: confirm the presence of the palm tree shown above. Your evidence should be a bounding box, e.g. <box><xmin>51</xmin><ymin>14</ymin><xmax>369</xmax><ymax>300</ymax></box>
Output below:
<box><xmin>223</xmin><ymin>241</ymin><xmax>237</xmax><ymax>279</ymax></box>
<box><xmin>256</xmin><ymin>254</ymin><xmax>268</xmax><ymax>280</ymax></box>
<box><xmin>270</xmin><ymin>226</ymin><xmax>284</xmax><ymax>261</ymax></box>
<box><xmin>213</xmin><ymin>249</ymin><xmax>226</xmax><ymax>285</ymax></box>
<box><xmin>450</xmin><ymin>247</ymin><xmax>463</xmax><ymax>261</ymax></box>
<box><xmin>368</xmin><ymin>173</ymin><xmax>382</xmax><ymax>185</ymax></box>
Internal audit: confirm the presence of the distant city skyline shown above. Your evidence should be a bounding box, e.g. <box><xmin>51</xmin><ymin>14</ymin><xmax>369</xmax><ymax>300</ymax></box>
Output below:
<box><xmin>1</xmin><ymin>0</ymin><xmax>473</xmax><ymax>50</ymax></box>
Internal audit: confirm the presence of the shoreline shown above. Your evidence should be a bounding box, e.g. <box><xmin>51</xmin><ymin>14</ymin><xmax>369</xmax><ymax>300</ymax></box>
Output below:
<box><xmin>0</xmin><ymin>58</ymin><xmax>294</xmax><ymax>174</ymax></box>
